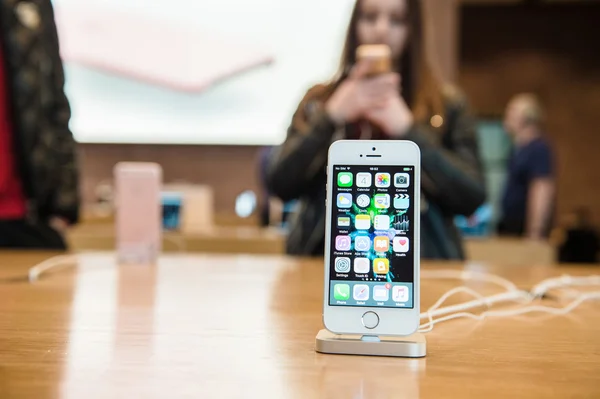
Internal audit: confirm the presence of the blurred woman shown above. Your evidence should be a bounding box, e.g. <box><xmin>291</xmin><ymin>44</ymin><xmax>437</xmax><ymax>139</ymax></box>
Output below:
<box><xmin>266</xmin><ymin>0</ymin><xmax>485</xmax><ymax>259</ymax></box>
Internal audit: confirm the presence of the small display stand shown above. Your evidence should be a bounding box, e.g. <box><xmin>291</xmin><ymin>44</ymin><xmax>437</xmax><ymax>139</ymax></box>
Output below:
<box><xmin>315</xmin><ymin>329</ymin><xmax>426</xmax><ymax>358</ymax></box>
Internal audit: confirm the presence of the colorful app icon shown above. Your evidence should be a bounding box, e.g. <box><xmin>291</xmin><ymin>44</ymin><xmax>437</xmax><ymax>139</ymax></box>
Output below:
<box><xmin>353</xmin><ymin>284</ymin><xmax>370</xmax><ymax>301</ymax></box>
<box><xmin>337</xmin><ymin>193</ymin><xmax>352</xmax><ymax>208</ymax></box>
<box><xmin>355</xmin><ymin>214</ymin><xmax>371</xmax><ymax>230</ymax></box>
<box><xmin>337</xmin><ymin>216</ymin><xmax>350</xmax><ymax>227</ymax></box>
<box><xmin>374</xmin><ymin>214</ymin><xmax>390</xmax><ymax>230</ymax></box>
<box><xmin>375</xmin><ymin>173</ymin><xmax>391</xmax><ymax>188</ymax></box>
<box><xmin>394</xmin><ymin>216</ymin><xmax>410</xmax><ymax>232</ymax></box>
<box><xmin>373</xmin><ymin>258</ymin><xmax>389</xmax><ymax>274</ymax></box>
<box><xmin>335</xmin><ymin>257</ymin><xmax>351</xmax><ymax>273</ymax></box>
<box><xmin>393</xmin><ymin>236</ymin><xmax>410</xmax><ymax>253</ymax></box>
<box><xmin>335</xmin><ymin>235</ymin><xmax>352</xmax><ymax>251</ymax></box>
<box><xmin>334</xmin><ymin>284</ymin><xmax>350</xmax><ymax>301</ymax></box>
<box><xmin>373</xmin><ymin>285</ymin><xmax>389</xmax><ymax>301</ymax></box>
<box><xmin>394</xmin><ymin>173</ymin><xmax>410</xmax><ymax>188</ymax></box>
<box><xmin>374</xmin><ymin>194</ymin><xmax>390</xmax><ymax>209</ymax></box>
<box><xmin>356</xmin><ymin>194</ymin><xmax>371</xmax><ymax>208</ymax></box>
<box><xmin>392</xmin><ymin>285</ymin><xmax>409</xmax><ymax>302</ymax></box>
<box><xmin>356</xmin><ymin>172</ymin><xmax>372</xmax><ymax>188</ymax></box>
<box><xmin>354</xmin><ymin>257</ymin><xmax>370</xmax><ymax>273</ymax></box>
<box><xmin>355</xmin><ymin>236</ymin><xmax>371</xmax><ymax>252</ymax></box>
<box><xmin>394</xmin><ymin>194</ymin><xmax>410</xmax><ymax>209</ymax></box>
<box><xmin>337</xmin><ymin>172</ymin><xmax>353</xmax><ymax>188</ymax></box>
<box><xmin>374</xmin><ymin>236</ymin><xmax>389</xmax><ymax>252</ymax></box>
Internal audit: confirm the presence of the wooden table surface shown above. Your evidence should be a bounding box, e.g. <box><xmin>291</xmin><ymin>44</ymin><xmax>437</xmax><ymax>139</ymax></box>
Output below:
<box><xmin>0</xmin><ymin>252</ymin><xmax>598</xmax><ymax>398</ymax></box>
<box><xmin>66</xmin><ymin>224</ymin><xmax>287</xmax><ymax>254</ymax></box>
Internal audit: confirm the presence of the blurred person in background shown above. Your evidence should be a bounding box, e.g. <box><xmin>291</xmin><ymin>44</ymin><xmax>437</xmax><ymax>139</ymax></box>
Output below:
<box><xmin>266</xmin><ymin>0</ymin><xmax>485</xmax><ymax>259</ymax></box>
<box><xmin>0</xmin><ymin>0</ymin><xmax>79</xmax><ymax>249</ymax></box>
<box><xmin>498</xmin><ymin>93</ymin><xmax>555</xmax><ymax>240</ymax></box>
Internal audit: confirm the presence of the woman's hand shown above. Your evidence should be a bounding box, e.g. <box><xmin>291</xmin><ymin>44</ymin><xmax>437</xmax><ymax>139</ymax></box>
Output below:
<box><xmin>325</xmin><ymin>62</ymin><xmax>397</xmax><ymax>125</ymax></box>
<box><xmin>364</xmin><ymin>83</ymin><xmax>414</xmax><ymax>137</ymax></box>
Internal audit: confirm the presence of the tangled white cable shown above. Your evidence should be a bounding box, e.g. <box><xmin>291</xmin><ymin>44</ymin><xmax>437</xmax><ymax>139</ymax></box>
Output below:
<box><xmin>530</xmin><ymin>275</ymin><xmax>600</xmax><ymax>298</ymax></box>
<box><xmin>418</xmin><ymin>269</ymin><xmax>600</xmax><ymax>333</ymax></box>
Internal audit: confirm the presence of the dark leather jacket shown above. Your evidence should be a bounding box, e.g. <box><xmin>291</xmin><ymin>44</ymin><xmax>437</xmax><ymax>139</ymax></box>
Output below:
<box><xmin>0</xmin><ymin>0</ymin><xmax>79</xmax><ymax>224</ymax></box>
<box><xmin>266</xmin><ymin>85</ymin><xmax>486</xmax><ymax>260</ymax></box>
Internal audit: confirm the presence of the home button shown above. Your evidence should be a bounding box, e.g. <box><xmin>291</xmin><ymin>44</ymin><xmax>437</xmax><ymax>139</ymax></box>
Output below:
<box><xmin>361</xmin><ymin>311</ymin><xmax>379</xmax><ymax>329</ymax></box>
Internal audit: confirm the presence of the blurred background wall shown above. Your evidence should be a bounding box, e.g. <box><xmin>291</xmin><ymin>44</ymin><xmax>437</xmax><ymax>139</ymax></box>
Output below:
<box><xmin>80</xmin><ymin>144</ymin><xmax>263</xmax><ymax>215</ymax></box>
<box><xmin>459</xmin><ymin>1</ymin><xmax>600</xmax><ymax>223</ymax></box>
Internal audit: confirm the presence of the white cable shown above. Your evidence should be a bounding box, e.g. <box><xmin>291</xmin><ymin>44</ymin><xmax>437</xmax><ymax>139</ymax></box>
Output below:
<box><xmin>419</xmin><ymin>292</ymin><xmax>600</xmax><ymax>332</ymax></box>
<box><xmin>422</xmin><ymin>286</ymin><xmax>489</xmax><ymax>333</ymax></box>
<box><xmin>28</xmin><ymin>254</ymin><xmax>79</xmax><ymax>283</ymax></box>
<box><xmin>419</xmin><ymin>285</ymin><xmax>532</xmax><ymax>332</ymax></box>
<box><xmin>483</xmin><ymin>292</ymin><xmax>600</xmax><ymax>318</ymax></box>
<box><xmin>419</xmin><ymin>290</ymin><xmax>532</xmax><ymax>329</ymax></box>
<box><xmin>555</xmin><ymin>287</ymin><xmax>588</xmax><ymax>299</ymax></box>
<box><xmin>419</xmin><ymin>273</ymin><xmax>600</xmax><ymax>332</ymax></box>
<box><xmin>417</xmin><ymin>269</ymin><xmax>529</xmax><ymax>328</ymax></box>
<box><xmin>418</xmin><ymin>269</ymin><xmax>525</xmax><ymax>322</ymax></box>
<box><xmin>420</xmin><ymin>289</ymin><xmax>531</xmax><ymax>320</ymax></box>
<box><xmin>25</xmin><ymin>230</ymin><xmax>186</xmax><ymax>283</ymax></box>
<box><xmin>420</xmin><ymin>311</ymin><xmax>486</xmax><ymax>332</ymax></box>
<box><xmin>26</xmin><ymin>239</ymin><xmax>185</xmax><ymax>283</ymax></box>
<box><xmin>530</xmin><ymin>275</ymin><xmax>600</xmax><ymax>297</ymax></box>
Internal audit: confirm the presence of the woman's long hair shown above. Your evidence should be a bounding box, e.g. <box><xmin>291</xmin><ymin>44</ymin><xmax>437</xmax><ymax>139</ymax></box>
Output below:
<box><xmin>327</xmin><ymin>0</ymin><xmax>444</xmax><ymax>123</ymax></box>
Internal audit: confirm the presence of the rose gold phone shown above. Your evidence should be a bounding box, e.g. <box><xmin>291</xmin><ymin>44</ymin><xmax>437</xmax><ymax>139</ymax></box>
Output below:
<box><xmin>114</xmin><ymin>162</ymin><xmax>162</xmax><ymax>264</ymax></box>
<box><xmin>356</xmin><ymin>44</ymin><xmax>392</xmax><ymax>76</ymax></box>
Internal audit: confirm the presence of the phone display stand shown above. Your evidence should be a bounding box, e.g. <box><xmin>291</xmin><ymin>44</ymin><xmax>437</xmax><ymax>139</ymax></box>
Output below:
<box><xmin>315</xmin><ymin>329</ymin><xmax>426</xmax><ymax>358</ymax></box>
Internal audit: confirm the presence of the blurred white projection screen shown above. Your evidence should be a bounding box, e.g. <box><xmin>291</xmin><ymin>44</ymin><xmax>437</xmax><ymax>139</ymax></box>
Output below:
<box><xmin>53</xmin><ymin>0</ymin><xmax>355</xmax><ymax>145</ymax></box>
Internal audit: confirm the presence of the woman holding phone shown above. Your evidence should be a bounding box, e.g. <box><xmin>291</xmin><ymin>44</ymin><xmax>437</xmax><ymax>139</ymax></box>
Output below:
<box><xmin>266</xmin><ymin>0</ymin><xmax>486</xmax><ymax>259</ymax></box>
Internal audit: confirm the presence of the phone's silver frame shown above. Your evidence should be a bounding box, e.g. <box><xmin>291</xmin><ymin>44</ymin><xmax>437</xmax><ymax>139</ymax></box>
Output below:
<box><xmin>323</xmin><ymin>140</ymin><xmax>421</xmax><ymax>336</ymax></box>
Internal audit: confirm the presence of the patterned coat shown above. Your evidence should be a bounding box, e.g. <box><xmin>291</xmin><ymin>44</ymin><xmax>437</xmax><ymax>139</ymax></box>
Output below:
<box><xmin>0</xmin><ymin>0</ymin><xmax>79</xmax><ymax>224</ymax></box>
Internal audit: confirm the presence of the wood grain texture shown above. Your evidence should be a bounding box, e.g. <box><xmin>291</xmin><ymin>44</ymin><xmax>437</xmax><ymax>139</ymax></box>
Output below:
<box><xmin>0</xmin><ymin>252</ymin><xmax>599</xmax><ymax>398</ymax></box>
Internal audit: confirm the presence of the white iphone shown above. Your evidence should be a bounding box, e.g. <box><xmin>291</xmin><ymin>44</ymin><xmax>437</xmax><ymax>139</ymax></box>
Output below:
<box><xmin>323</xmin><ymin>140</ymin><xmax>421</xmax><ymax>336</ymax></box>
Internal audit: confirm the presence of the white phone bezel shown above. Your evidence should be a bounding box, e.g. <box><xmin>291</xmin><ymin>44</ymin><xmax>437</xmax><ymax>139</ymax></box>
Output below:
<box><xmin>322</xmin><ymin>140</ymin><xmax>421</xmax><ymax>336</ymax></box>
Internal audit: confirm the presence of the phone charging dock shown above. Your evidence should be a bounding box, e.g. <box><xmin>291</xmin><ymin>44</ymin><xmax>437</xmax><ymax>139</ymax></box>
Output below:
<box><xmin>315</xmin><ymin>329</ymin><xmax>426</xmax><ymax>358</ymax></box>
